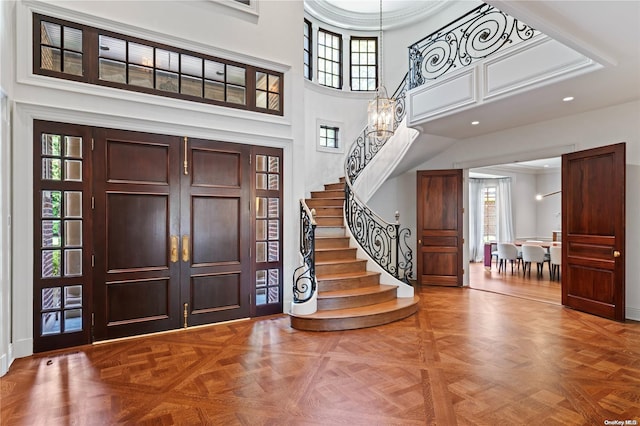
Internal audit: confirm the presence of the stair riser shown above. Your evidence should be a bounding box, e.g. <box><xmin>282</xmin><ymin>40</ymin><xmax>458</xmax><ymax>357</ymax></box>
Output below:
<box><xmin>313</xmin><ymin>207</ymin><xmax>344</xmax><ymax>217</ymax></box>
<box><xmin>311</xmin><ymin>190</ymin><xmax>344</xmax><ymax>199</ymax></box>
<box><xmin>305</xmin><ymin>198</ymin><xmax>344</xmax><ymax>208</ymax></box>
<box><xmin>318</xmin><ymin>288</ymin><xmax>397</xmax><ymax>311</ymax></box>
<box><xmin>315</xmin><ymin>227</ymin><xmax>345</xmax><ymax>238</ymax></box>
<box><xmin>316</xmin><ymin>261</ymin><xmax>367</xmax><ymax>275</ymax></box>
<box><xmin>315</xmin><ymin>217</ymin><xmax>343</xmax><ymax>226</ymax></box>
<box><xmin>290</xmin><ymin>304</ymin><xmax>418</xmax><ymax>332</ymax></box>
<box><xmin>315</xmin><ymin>248</ymin><xmax>357</xmax><ymax>262</ymax></box>
<box><xmin>318</xmin><ymin>274</ymin><xmax>380</xmax><ymax>291</ymax></box>
<box><xmin>324</xmin><ymin>183</ymin><xmax>345</xmax><ymax>191</ymax></box>
<box><xmin>315</xmin><ymin>237</ymin><xmax>350</xmax><ymax>249</ymax></box>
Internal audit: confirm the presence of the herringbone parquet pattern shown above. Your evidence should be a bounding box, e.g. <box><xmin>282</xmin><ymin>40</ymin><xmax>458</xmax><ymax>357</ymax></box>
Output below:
<box><xmin>2</xmin><ymin>287</ymin><xmax>639</xmax><ymax>425</ymax></box>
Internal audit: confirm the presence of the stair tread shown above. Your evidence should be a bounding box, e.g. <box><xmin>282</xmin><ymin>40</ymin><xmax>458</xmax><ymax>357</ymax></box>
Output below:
<box><xmin>291</xmin><ymin>296</ymin><xmax>419</xmax><ymax>319</ymax></box>
<box><xmin>318</xmin><ymin>284</ymin><xmax>397</xmax><ymax>299</ymax></box>
<box><xmin>315</xmin><ymin>258</ymin><xmax>365</xmax><ymax>266</ymax></box>
<box><xmin>317</xmin><ymin>271</ymin><xmax>380</xmax><ymax>280</ymax></box>
<box><xmin>316</xmin><ymin>247</ymin><xmax>355</xmax><ymax>252</ymax></box>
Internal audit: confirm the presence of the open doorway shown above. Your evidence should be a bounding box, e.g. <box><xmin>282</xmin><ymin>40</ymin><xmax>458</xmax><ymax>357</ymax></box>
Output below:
<box><xmin>468</xmin><ymin>157</ymin><xmax>561</xmax><ymax>304</ymax></box>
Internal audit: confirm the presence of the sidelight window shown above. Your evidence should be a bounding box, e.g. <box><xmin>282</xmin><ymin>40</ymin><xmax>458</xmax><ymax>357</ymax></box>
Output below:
<box><xmin>254</xmin><ymin>150</ymin><xmax>283</xmax><ymax>314</ymax></box>
<box><xmin>36</xmin><ymin>131</ymin><xmax>87</xmax><ymax>340</ymax></box>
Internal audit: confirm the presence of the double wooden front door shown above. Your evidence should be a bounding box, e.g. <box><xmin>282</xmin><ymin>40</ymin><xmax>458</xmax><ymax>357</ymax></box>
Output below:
<box><xmin>34</xmin><ymin>122</ymin><xmax>282</xmax><ymax>352</ymax></box>
<box><xmin>92</xmin><ymin>130</ymin><xmax>251</xmax><ymax>340</ymax></box>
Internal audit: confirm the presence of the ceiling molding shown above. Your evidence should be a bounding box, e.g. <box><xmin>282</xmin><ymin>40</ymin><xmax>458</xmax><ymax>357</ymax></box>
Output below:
<box><xmin>304</xmin><ymin>0</ymin><xmax>450</xmax><ymax>31</ymax></box>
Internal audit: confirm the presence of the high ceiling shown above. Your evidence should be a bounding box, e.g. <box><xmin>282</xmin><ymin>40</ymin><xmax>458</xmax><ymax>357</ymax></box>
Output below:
<box><xmin>304</xmin><ymin>0</ymin><xmax>450</xmax><ymax>30</ymax></box>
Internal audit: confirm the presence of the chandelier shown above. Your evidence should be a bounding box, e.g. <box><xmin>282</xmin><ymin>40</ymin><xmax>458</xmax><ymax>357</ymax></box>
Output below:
<box><xmin>366</xmin><ymin>0</ymin><xmax>395</xmax><ymax>139</ymax></box>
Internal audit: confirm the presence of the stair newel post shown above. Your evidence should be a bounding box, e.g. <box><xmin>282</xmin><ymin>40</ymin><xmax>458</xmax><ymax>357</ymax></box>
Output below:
<box><xmin>395</xmin><ymin>211</ymin><xmax>401</xmax><ymax>280</ymax></box>
<box><xmin>294</xmin><ymin>200</ymin><xmax>318</xmax><ymax>303</ymax></box>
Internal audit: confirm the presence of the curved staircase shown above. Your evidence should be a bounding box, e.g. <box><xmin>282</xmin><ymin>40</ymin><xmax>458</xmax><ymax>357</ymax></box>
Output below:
<box><xmin>290</xmin><ymin>179</ymin><xmax>419</xmax><ymax>331</ymax></box>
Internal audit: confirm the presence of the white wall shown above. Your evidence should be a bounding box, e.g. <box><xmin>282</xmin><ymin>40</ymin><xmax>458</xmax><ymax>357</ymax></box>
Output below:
<box><xmin>303</xmin><ymin>82</ymin><xmax>369</xmax><ymax>194</ymax></box>
<box><xmin>374</xmin><ymin>100</ymin><xmax>640</xmax><ymax>319</ymax></box>
<box><xmin>535</xmin><ymin>171</ymin><xmax>561</xmax><ymax>239</ymax></box>
<box><xmin>0</xmin><ymin>0</ymin><xmax>15</xmax><ymax>376</ymax></box>
<box><xmin>7</xmin><ymin>0</ymin><xmax>306</xmax><ymax>363</ymax></box>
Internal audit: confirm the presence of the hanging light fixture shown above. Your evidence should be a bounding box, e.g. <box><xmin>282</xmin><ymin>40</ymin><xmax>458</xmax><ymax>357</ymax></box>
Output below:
<box><xmin>366</xmin><ymin>0</ymin><xmax>395</xmax><ymax>139</ymax></box>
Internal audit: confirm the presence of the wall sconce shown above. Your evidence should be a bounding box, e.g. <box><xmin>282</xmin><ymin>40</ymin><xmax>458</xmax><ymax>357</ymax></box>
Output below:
<box><xmin>535</xmin><ymin>190</ymin><xmax>561</xmax><ymax>201</ymax></box>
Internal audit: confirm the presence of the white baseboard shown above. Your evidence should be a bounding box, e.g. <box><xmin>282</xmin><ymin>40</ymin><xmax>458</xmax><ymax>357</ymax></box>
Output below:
<box><xmin>12</xmin><ymin>338</ymin><xmax>32</xmax><ymax>360</ymax></box>
<box><xmin>626</xmin><ymin>306</ymin><xmax>640</xmax><ymax>322</ymax></box>
<box><xmin>0</xmin><ymin>343</ymin><xmax>12</xmax><ymax>377</ymax></box>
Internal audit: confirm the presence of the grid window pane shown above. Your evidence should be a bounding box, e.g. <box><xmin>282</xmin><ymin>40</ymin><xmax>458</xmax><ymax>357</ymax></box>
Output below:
<box><xmin>99</xmin><ymin>35</ymin><xmax>126</xmax><ymax>61</ymax></box>
<box><xmin>128</xmin><ymin>42</ymin><xmax>154</xmax><ymax>67</ymax></box>
<box><xmin>350</xmin><ymin>37</ymin><xmax>377</xmax><ymax>92</ymax></box>
<box><xmin>156</xmin><ymin>49</ymin><xmax>179</xmax><ymax>72</ymax></box>
<box><xmin>319</xmin><ymin>125</ymin><xmax>339</xmax><ymax>149</ymax></box>
<box><xmin>318</xmin><ymin>29</ymin><xmax>341</xmax><ymax>89</ymax></box>
<box><xmin>99</xmin><ymin>58</ymin><xmax>126</xmax><ymax>83</ymax></box>
<box><xmin>304</xmin><ymin>19</ymin><xmax>312</xmax><ymax>81</ymax></box>
<box><xmin>483</xmin><ymin>186</ymin><xmax>497</xmax><ymax>242</ymax></box>
<box><xmin>36</xmin><ymin>15</ymin><xmax>283</xmax><ymax>115</ymax></box>
<box><xmin>181</xmin><ymin>54</ymin><xmax>203</xmax><ymax>77</ymax></box>
<box><xmin>41</xmin><ymin>47</ymin><xmax>61</xmax><ymax>72</ymax></box>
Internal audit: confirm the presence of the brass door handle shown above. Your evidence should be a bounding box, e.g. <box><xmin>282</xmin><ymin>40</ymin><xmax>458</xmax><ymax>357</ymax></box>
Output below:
<box><xmin>170</xmin><ymin>235</ymin><xmax>179</xmax><ymax>263</ymax></box>
<box><xmin>613</xmin><ymin>250</ymin><xmax>621</xmax><ymax>258</ymax></box>
<box><xmin>182</xmin><ymin>235</ymin><xmax>190</xmax><ymax>262</ymax></box>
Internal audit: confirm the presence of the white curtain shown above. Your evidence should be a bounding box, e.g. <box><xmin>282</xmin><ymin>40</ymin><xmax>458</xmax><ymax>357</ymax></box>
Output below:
<box><xmin>469</xmin><ymin>177</ymin><xmax>515</xmax><ymax>262</ymax></box>
<box><xmin>496</xmin><ymin>178</ymin><xmax>515</xmax><ymax>243</ymax></box>
<box><xmin>469</xmin><ymin>178</ymin><xmax>485</xmax><ymax>262</ymax></box>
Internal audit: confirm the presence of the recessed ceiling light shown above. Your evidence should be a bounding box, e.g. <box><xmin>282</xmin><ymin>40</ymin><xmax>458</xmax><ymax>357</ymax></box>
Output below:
<box><xmin>563</xmin><ymin>96</ymin><xmax>574</xmax><ymax>102</ymax></box>
<box><xmin>471</xmin><ymin>121</ymin><xmax>479</xmax><ymax>125</ymax></box>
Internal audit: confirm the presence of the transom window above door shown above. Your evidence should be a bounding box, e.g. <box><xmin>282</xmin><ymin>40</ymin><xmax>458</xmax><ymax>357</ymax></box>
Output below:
<box><xmin>34</xmin><ymin>13</ymin><xmax>284</xmax><ymax>116</ymax></box>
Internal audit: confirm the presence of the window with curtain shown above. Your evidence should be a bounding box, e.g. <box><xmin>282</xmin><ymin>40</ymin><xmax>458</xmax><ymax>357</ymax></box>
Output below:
<box><xmin>482</xmin><ymin>185</ymin><xmax>497</xmax><ymax>242</ymax></box>
<box><xmin>469</xmin><ymin>178</ymin><xmax>514</xmax><ymax>262</ymax></box>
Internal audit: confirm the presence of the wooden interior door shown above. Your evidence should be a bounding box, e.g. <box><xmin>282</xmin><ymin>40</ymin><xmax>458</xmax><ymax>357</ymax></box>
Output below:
<box><xmin>562</xmin><ymin>143</ymin><xmax>626</xmax><ymax>321</ymax></box>
<box><xmin>93</xmin><ymin>129</ymin><xmax>181</xmax><ymax>340</ymax></box>
<box><xmin>181</xmin><ymin>138</ymin><xmax>251</xmax><ymax>326</ymax></box>
<box><xmin>417</xmin><ymin>170</ymin><xmax>463</xmax><ymax>286</ymax></box>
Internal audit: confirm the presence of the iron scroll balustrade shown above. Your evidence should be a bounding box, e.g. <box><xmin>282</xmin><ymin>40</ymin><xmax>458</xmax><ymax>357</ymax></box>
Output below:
<box><xmin>344</xmin><ymin>73</ymin><xmax>413</xmax><ymax>283</ymax></box>
<box><xmin>344</xmin><ymin>182</ymin><xmax>413</xmax><ymax>283</ymax></box>
<box><xmin>293</xmin><ymin>200</ymin><xmax>316</xmax><ymax>303</ymax></box>
<box><xmin>345</xmin><ymin>73</ymin><xmax>408</xmax><ymax>185</ymax></box>
<box><xmin>409</xmin><ymin>3</ymin><xmax>539</xmax><ymax>89</ymax></box>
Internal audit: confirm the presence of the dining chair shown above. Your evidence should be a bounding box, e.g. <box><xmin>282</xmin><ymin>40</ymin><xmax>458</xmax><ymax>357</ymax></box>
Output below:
<box><xmin>490</xmin><ymin>242</ymin><xmax>499</xmax><ymax>267</ymax></box>
<box><xmin>549</xmin><ymin>245</ymin><xmax>562</xmax><ymax>281</ymax></box>
<box><xmin>521</xmin><ymin>244</ymin><xmax>549</xmax><ymax>278</ymax></box>
<box><xmin>497</xmin><ymin>243</ymin><xmax>520</xmax><ymax>274</ymax></box>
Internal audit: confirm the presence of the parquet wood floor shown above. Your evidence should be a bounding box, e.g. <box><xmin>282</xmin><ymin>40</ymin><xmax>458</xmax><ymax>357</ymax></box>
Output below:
<box><xmin>2</xmin><ymin>287</ymin><xmax>639</xmax><ymax>425</ymax></box>
<box><xmin>468</xmin><ymin>261</ymin><xmax>561</xmax><ymax>305</ymax></box>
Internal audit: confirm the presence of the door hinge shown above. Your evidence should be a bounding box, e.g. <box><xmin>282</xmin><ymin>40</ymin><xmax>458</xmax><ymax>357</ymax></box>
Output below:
<box><xmin>249</xmin><ymin>155</ymin><xmax>252</xmax><ymax>165</ymax></box>
<box><xmin>91</xmin><ymin>312</ymin><xmax>95</xmax><ymax>327</ymax></box>
<box><xmin>91</xmin><ymin>138</ymin><xmax>94</xmax><ymax>151</ymax></box>
<box><xmin>91</xmin><ymin>254</ymin><xmax>95</xmax><ymax>267</ymax></box>
<box><xmin>91</xmin><ymin>196</ymin><xmax>95</xmax><ymax>209</ymax></box>
<box><xmin>183</xmin><ymin>303</ymin><xmax>189</xmax><ymax>328</ymax></box>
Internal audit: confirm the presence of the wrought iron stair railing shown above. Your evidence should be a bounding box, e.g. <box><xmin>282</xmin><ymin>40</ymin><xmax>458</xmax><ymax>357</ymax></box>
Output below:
<box><xmin>409</xmin><ymin>3</ymin><xmax>539</xmax><ymax>89</ymax></box>
<box><xmin>293</xmin><ymin>200</ymin><xmax>316</xmax><ymax>303</ymax></box>
<box><xmin>293</xmin><ymin>3</ymin><xmax>539</xmax><ymax>303</ymax></box>
<box><xmin>344</xmin><ymin>74</ymin><xmax>413</xmax><ymax>283</ymax></box>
